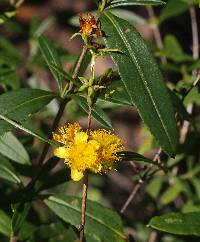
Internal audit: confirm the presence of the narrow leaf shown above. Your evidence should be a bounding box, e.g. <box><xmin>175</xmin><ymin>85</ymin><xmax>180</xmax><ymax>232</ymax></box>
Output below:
<box><xmin>119</xmin><ymin>151</ymin><xmax>167</xmax><ymax>171</ymax></box>
<box><xmin>38</xmin><ymin>36</ymin><xmax>64</xmax><ymax>92</ymax></box>
<box><xmin>0</xmin><ymin>36</ymin><xmax>22</xmax><ymax>62</ymax></box>
<box><xmin>45</xmin><ymin>195</ymin><xmax>126</xmax><ymax>242</ymax></box>
<box><xmin>0</xmin><ymin>88</ymin><xmax>55</xmax><ymax>135</ymax></box>
<box><xmin>72</xmin><ymin>95</ymin><xmax>113</xmax><ymax>129</ymax></box>
<box><xmin>49</xmin><ymin>64</ymin><xmax>75</xmax><ymax>83</ymax></box>
<box><xmin>12</xmin><ymin>202</ymin><xmax>31</xmax><ymax>235</ymax></box>
<box><xmin>101</xmin><ymin>11</ymin><xmax>178</xmax><ymax>156</ymax></box>
<box><xmin>30</xmin><ymin>16</ymin><xmax>55</xmax><ymax>38</ymax></box>
<box><xmin>0</xmin><ymin>154</ymin><xmax>21</xmax><ymax>184</ymax></box>
<box><xmin>0</xmin><ymin>132</ymin><xmax>30</xmax><ymax>165</ymax></box>
<box><xmin>149</xmin><ymin>212</ymin><xmax>200</xmax><ymax>236</ymax></box>
<box><xmin>159</xmin><ymin>0</ymin><xmax>188</xmax><ymax>23</ymax></box>
<box><xmin>0</xmin><ymin>209</ymin><xmax>11</xmax><ymax>237</ymax></box>
<box><xmin>0</xmin><ymin>115</ymin><xmax>54</xmax><ymax>145</ymax></box>
<box><xmin>160</xmin><ymin>181</ymin><xmax>183</xmax><ymax>205</ymax></box>
<box><xmin>107</xmin><ymin>0</ymin><xmax>165</xmax><ymax>9</ymax></box>
<box><xmin>161</xmin><ymin>35</ymin><xmax>192</xmax><ymax>62</ymax></box>
<box><xmin>0</xmin><ymin>67</ymin><xmax>20</xmax><ymax>89</ymax></box>
<box><xmin>169</xmin><ymin>90</ymin><xmax>192</xmax><ymax>123</ymax></box>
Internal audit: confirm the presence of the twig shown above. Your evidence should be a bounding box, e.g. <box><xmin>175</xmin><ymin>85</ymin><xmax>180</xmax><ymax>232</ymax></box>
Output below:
<box><xmin>120</xmin><ymin>179</ymin><xmax>143</xmax><ymax>214</ymax></box>
<box><xmin>189</xmin><ymin>6</ymin><xmax>199</xmax><ymax>61</ymax></box>
<box><xmin>180</xmin><ymin>5</ymin><xmax>199</xmax><ymax>143</ymax></box>
<box><xmin>79</xmin><ymin>105</ymin><xmax>92</xmax><ymax>242</ymax></box>
<box><xmin>87</xmin><ymin>106</ymin><xmax>92</xmax><ymax>131</ymax></box>
<box><xmin>79</xmin><ymin>173</ymin><xmax>88</xmax><ymax>242</ymax></box>
<box><xmin>9</xmin><ymin>235</ymin><xmax>17</xmax><ymax>242</ymax></box>
<box><xmin>147</xmin><ymin>231</ymin><xmax>157</xmax><ymax>242</ymax></box>
<box><xmin>37</xmin><ymin>99</ymin><xmax>68</xmax><ymax>165</ymax></box>
<box><xmin>146</xmin><ymin>6</ymin><xmax>166</xmax><ymax>64</ymax></box>
<box><xmin>73</xmin><ymin>46</ymin><xmax>88</xmax><ymax>79</ymax></box>
<box><xmin>120</xmin><ymin>148</ymin><xmax>162</xmax><ymax>214</ymax></box>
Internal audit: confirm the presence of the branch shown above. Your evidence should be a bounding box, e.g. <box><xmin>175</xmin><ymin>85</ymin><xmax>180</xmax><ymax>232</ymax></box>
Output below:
<box><xmin>9</xmin><ymin>235</ymin><xmax>17</xmax><ymax>242</ymax></box>
<box><xmin>79</xmin><ymin>173</ymin><xmax>88</xmax><ymax>242</ymax></box>
<box><xmin>146</xmin><ymin>6</ymin><xmax>166</xmax><ymax>64</ymax></box>
<box><xmin>120</xmin><ymin>148</ymin><xmax>162</xmax><ymax>214</ymax></box>
<box><xmin>180</xmin><ymin>5</ymin><xmax>199</xmax><ymax>143</ymax></box>
<box><xmin>79</xmin><ymin>103</ymin><xmax>92</xmax><ymax>242</ymax></box>
<box><xmin>189</xmin><ymin>5</ymin><xmax>199</xmax><ymax>61</ymax></box>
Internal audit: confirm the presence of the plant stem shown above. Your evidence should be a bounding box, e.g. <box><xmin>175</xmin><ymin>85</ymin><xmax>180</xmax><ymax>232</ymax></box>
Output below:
<box><xmin>37</xmin><ymin>99</ymin><xmax>68</xmax><ymax>165</ymax></box>
<box><xmin>180</xmin><ymin>5</ymin><xmax>199</xmax><ymax>143</ymax></box>
<box><xmin>146</xmin><ymin>6</ymin><xmax>166</xmax><ymax>64</ymax></box>
<box><xmin>120</xmin><ymin>148</ymin><xmax>162</xmax><ymax>214</ymax></box>
<box><xmin>87</xmin><ymin>106</ymin><xmax>92</xmax><ymax>131</ymax></box>
<box><xmin>79</xmin><ymin>105</ymin><xmax>92</xmax><ymax>242</ymax></box>
<box><xmin>79</xmin><ymin>173</ymin><xmax>88</xmax><ymax>242</ymax></box>
<box><xmin>189</xmin><ymin>5</ymin><xmax>199</xmax><ymax>61</ymax></box>
<box><xmin>147</xmin><ymin>231</ymin><xmax>157</xmax><ymax>242</ymax></box>
<box><xmin>9</xmin><ymin>235</ymin><xmax>17</xmax><ymax>242</ymax></box>
<box><xmin>73</xmin><ymin>46</ymin><xmax>88</xmax><ymax>79</ymax></box>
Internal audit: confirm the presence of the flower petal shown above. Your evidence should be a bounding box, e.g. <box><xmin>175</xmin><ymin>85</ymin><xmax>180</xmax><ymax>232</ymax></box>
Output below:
<box><xmin>71</xmin><ymin>168</ymin><xmax>84</xmax><ymax>181</ymax></box>
<box><xmin>54</xmin><ymin>147</ymin><xmax>69</xmax><ymax>159</ymax></box>
<box><xmin>74</xmin><ymin>132</ymin><xmax>88</xmax><ymax>144</ymax></box>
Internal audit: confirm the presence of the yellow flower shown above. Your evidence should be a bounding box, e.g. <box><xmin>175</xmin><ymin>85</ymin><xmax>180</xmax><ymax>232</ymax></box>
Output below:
<box><xmin>53</xmin><ymin>123</ymin><xmax>123</xmax><ymax>181</ymax></box>
<box><xmin>52</xmin><ymin>123</ymin><xmax>81</xmax><ymax>145</ymax></box>
<box><xmin>91</xmin><ymin>130</ymin><xmax>123</xmax><ymax>171</ymax></box>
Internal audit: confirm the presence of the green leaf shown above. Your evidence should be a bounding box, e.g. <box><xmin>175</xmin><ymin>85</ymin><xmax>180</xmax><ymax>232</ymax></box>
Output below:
<box><xmin>49</xmin><ymin>64</ymin><xmax>75</xmax><ymax>83</ymax></box>
<box><xmin>119</xmin><ymin>151</ymin><xmax>167</xmax><ymax>171</ymax></box>
<box><xmin>0</xmin><ymin>209</ymin><xmax>11</xmax><ymax>237</ymax></box>
<box><xmin>0</xmin><ymin>11</ymin><xmax>16</xmax><ymax>25</ymax></box>
<box><xmin>0</xmin><ymin>132</ymin><xmax>30</xmax><ymax>165</ymax></box>
<box><xmin>160</xmin><ymin>35</ymin><xmax>193</xmax><ymax>63</ymax></box>
<box><xmin>0</xmin><ymin>88</ymin><xmax>55</xmax><ymax>135</ymax></box>
<box><xmin>0</xmin><ymin>37</ymin><xmax>22</xmax><ymax>62</ymax></box>
<box><xmin>12</xmin><ymin>202</ymin><xmax>31</xmax><ymax>235</ymax></box>
<box><xmin>169</xmin><ymin>90</ymin><xmax>192</xmax><ymax>123</ymax></box>
<box><xmin>160</xmin><ymin>180</ymin><xmax>183</xmax><ymax>205</ymax></box>
<box><xmin>181</xmin><ymin>0</ymin><xmax>199</xmax><ymax>4</ymax></box>
<box><xmin>0</xmin><ymin>154</ymin><xmax>21</xmax><ymax>184</ymax></box>
<box><xmin>44</xmin><ymin>195</ymin><xmax>126</xmax><ymax>242</ymax></box>
<box><xmin>107</xmin><ymin>0</ymin><xmax>165</xmax><ymax>9</ymax></box>
<box><xmin>18</xmin><ymin>222</ymin><xmax>36</xmax><ymax>241</ymax></box>
<box><xmin>119</xmin><ymin>151</ymin><xmax>156</xmax><ymax>164</ymax></box>
<box><xmin>72</xmin><ymin>95</ymin><xmax>113</xmax><ymax>129</ymax></box>
<box><xmin>101</xmin><ymin>11</ymin><xmax>178</xmax><ymax>156</ymax></box>
<box><xmin>0</xmin><ymin>51</ymin><xmax>21</xmax><ymax>67</ymax></box>
<box><xmin>0</xmin><ymin>115</ymin><xmax>54</xmax><ymax>145</ymax></box>
<box><xmin>105</xmin><ymin>77</ymin><xmax>132</xmax><ymax>105</ymax></box>
<box><xmin>149</xmin><ymin>212</ymin><xmax>200</xmax><ymax>236</ymax></box>
<box><xmin>146</xmin><ymin>176</ymin><xmax>163</xmax><ymax>198</ymax></box>
<box><xmin>32</xmin><ymin>223</ymin><xmax>77</xmax><ymax>242</ymax></box>
<box><xmin>110</xmin><ymin>8</ymin><xmax>147</xmax><ymax>25</ymax></box>
<box><xmin>38</xmin><ymin>36</ymin><xmax>64</xmax><ymax>92</ymax></box>
<box><xmin>184</xmin><ymin>86</ymin><xmax>200</xmax><ymax>106</ymax></box>
<box><xmin>159</xmin><ymin>0</ymin><xmax>188</xmax><ymax>23</ymax></box>
<box><xmin>0</xmin><ymin>67</ymin><xmax>20</xmax><ymax>89</ymax></box>
<box><xmin>30</xmin><ymin>16</ymin><xmax>55</xmax><ymax>39</ymax></box>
